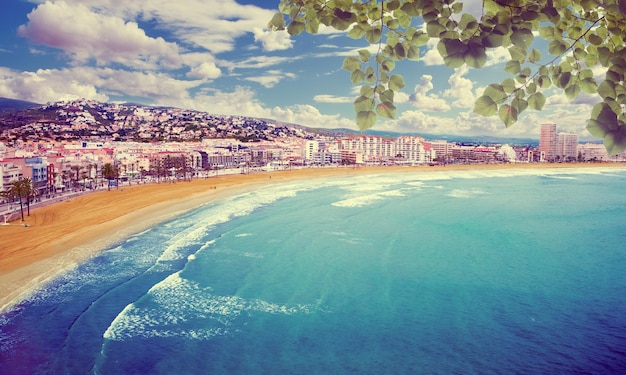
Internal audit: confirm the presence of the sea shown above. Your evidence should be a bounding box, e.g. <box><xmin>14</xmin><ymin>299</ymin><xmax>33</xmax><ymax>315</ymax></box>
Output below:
<box><xmin>1</xmin><ymin>167</ymin><xmax>626</xmax><ymax>374</ymax></box>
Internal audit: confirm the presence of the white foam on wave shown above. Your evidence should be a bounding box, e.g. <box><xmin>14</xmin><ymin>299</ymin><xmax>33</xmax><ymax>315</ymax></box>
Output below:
<box><xmin>327</xmin><ymin>231</ymin><xmax>368</xmax><ymax>245</ymax></box>
<box><xmin>153</xmin><ymin>184</ymin><xmax>311</xmax><ymax>264</ymax></box>
<box><xmin>235</xmin><ymin>233</ymin><xmax>253</xmax><ymax>237</ymax></box>
<box><xmin>103</xmin><ymin>272</ymin><xmax>320</xmax><ymax>341</ymax></box>
<box><xmin>331</xmin><ymin>188</ymin><xmax>406</xmax><ymax>208</ymax></box>
<box><xmin>539</xmin><ymin>174</ymin><xmax>578</xmax><ymax>180</ymax></box>
<box><xmin>447</xmin><ymin>188</ymin><xmax>486</xmax><ymax>198</ymax></box>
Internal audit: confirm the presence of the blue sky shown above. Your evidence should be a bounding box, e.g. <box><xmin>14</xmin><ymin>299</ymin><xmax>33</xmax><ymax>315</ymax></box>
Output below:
<box><xmin>0</xmin><ymin>0</ymin><xmax>602</xmax><ymax>139</ymax></box>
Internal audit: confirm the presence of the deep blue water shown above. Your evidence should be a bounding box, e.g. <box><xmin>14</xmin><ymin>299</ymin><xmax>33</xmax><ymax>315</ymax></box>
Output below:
<box><xmin>1</xmin><ymin>168</ymin><xmax>626</xmax><ymax>374</ymax></box>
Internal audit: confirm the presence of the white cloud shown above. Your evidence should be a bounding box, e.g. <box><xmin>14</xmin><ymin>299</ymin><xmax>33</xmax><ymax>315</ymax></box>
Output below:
<box><xmin>484</xmin><ymin>47</ymin><xmax>510</xmax><ymax>67</ymax></box>
<box><xmin>253</xmin><ymin>28</ymin><xmax>293</xmax><ymax>52</ymax></box>
<box><xmin>244</xmin><ymin>70</ymin><xmax>296</xmax><ymax>88</ymax></box>
<box><xmin>314</xmin><ymin>95</ymin><xmax>353</xmax><ymax>104</ymax></box>
<box><xmin>186</xmin><ymin>62</ymin><xmax>222</xmax><ymax>80</ymax></box>
<box><xmin>226</xmin><ymin>56</ymin><xmax>300</xmax><ymax>71</ymax></box>
<box><xmin>0</xmin><ymin>67</ymin><xmax>108</xmax><ymax>103</ymax></box>
<box><xmin>163</xmin><ymin>87</ymin><xmax>357</xmax><ymax>129</ymax></box>
<box><xmin>422</xmin><ymin>39</ymin><xmax>444</xmax><ymax>66</ymax></box>
<box><xmin>270</xmin><ymin>104</ymin><xmax>356</xmax><ymax>129</ymax></box>
<box><xmin>18</xmin><ymin>1</ymin><xmax>183</xmax><ymax>69</ymax></box>
<box><xmin>443</xmin><ymin>65</ymin><xmax>475</xmax><ymax>108</ymax></box>
<box><xmin>409</xmin><ymin>75</ymin><xmax>451</xmax><ymax>112</ymax></box>
<box><xmin>0</xmin><ymin>66</ymin><xmax>204</xmax><ymax>104</ymax></box>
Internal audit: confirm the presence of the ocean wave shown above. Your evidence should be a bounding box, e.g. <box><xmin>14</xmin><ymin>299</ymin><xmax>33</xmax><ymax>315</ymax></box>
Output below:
<box><xmin>103</xmin><ymin>272</ymin><xmax>320</xmax><ymax>341</ymax></box>
<box><xmin>447</xmin><ymin>188</ymin><xmax>486</xmax><ymax>198</ymax></box>
<box><xmin>153</xmin><ymin>185</ymin><xmax>312</xmax><ymax>264</ymax></box>
<box><xmin>331</xmin><ymin>188</ymin><xmax>407</xmax><ymax>208</ymax></box>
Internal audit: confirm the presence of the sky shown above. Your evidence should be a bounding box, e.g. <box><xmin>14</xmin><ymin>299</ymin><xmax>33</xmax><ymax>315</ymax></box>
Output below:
<box><xmin>0</xmin><ymin>0</ymin><xmax>603</xmax><ymax>140</ymax></box>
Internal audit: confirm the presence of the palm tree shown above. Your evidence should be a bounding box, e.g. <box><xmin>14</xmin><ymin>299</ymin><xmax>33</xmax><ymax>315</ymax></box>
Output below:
<box><xmin>102</xmin><ymin>163</ymin><xmax>119</xmax><ymax>191</ymax></box>
<box><xmin>6</xmin><ymin>178</ymin><xmax>34</xmax><ymax>221</ymax></box>
<box><xmin>70</xmin><ymin>165</ymin><xmax>83</xmax><ymax>191</ymax></box>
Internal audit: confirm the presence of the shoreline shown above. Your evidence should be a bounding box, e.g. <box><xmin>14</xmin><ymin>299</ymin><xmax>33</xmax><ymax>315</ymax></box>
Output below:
<box><xmin>1</xmin><ymin>162</ymin><xmax>625</xmax><ymax>312</ymax></box>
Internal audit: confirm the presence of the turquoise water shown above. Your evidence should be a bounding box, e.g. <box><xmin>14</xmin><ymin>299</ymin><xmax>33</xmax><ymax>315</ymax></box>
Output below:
<box><xmin>1</xmin><ymin>168</ymin><xmax>626</xmax><ymax>374</ymax></box>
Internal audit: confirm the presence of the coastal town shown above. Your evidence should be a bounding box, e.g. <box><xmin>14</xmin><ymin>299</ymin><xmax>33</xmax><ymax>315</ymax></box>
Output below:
<box><xmin>2</xmin><ymin>98</ymin><xmax>626</xmax><ymax>221</ymax></box>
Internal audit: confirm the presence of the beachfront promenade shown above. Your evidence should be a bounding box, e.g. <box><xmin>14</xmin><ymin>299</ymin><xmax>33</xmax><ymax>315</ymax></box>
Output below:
<box><xmin>0</xmin><ymin>165</ymin><xmax>284</xmax><ymax>224</ymax></box>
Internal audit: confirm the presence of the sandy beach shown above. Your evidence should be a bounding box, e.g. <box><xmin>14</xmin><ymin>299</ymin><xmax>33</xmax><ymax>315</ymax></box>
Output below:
<box><xmin>1</xmin><ymin>162</ymin><xmax>624</xmax><ymax>312</ymax></box>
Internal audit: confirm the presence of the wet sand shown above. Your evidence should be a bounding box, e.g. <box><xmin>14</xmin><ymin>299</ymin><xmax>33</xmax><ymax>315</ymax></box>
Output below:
<box><xmin>1</xmin><ymin>163</ymin><xmax>624</xmax><ymax>312</ymax></box>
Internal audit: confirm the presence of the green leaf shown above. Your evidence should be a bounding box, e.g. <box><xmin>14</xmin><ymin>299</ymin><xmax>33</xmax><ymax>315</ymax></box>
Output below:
<box><xmin>498</xmin><ymin>104</ymin><xmax>518</xmax><ymax>127</ymax></box>
<box><xmin>376</xmin><ymin>102</ymin><xmax>397</xmax><ymax>119</ymax></box>
<box><xmin>356</xmin><ymin>111</ymin><xmax>377</xmax><ymax>130</ymax></box>
<box><xmin>363</xmin><ymin>66</ymin><xmax>375</xmax><ymax>83</ymax></box>
<box><xmin>365</xmin><ymin>27</ymin><xmax>382</xmax><ymax>43</ymax></box>
<box><xmin>510</xmin><ymin>28</ymin><xmax>534</xmax><ymax>51</ymax></box>
<box><xmin>389</xmin><ymin>74</ymin><xmax>405</xmax><ymax>91</ymax></box>
<box><xmin>379</xmin><ymin>89</ymin><xmax>394</xmax><ymax>103</ymax></box>
<box><xmin>586</xmin><ymin>119</ymin><xmax>607</xmax><ymax>138</ymax></box>
<box><xmin>511</xmin><ymin>97</ymin><xmax>528</xmax><ymax>114</ymax></box>
<box><xmin>508</xmin><ymin>46</ymin><xmax>526</xmax><ymax>63</ymax></box>
<box><xmin>537</xmin><ymin>75</ymin><xmax>552</xmax><ymax>88</ymax></box>
<box><xmin>360</xmin><ymin>85</ymin><xmax>375</xmax><ymax>97</ymax></box>
<box><xmin>548</xmin><ymin>40</ymin><xmax>567</xmax><ymax>55</ymax></box>
<box><xmin>589</xmin><ymin>102</ymin><xmax>619</xmax><ymax>133</ymax></box>
<box><xmin>351</xmin><ymin>69</ymin><xmax>365</xmax><ymax>84</ymax></box>
<box><xmin>267</xmin><ymin>12</ymin><xmax>285</xmax><ymax>30</ymax></box>
<box><xmin>502</xmin><ymin>78</ymin><xmax>516</xmax><ymax>94</ymax></box>
<box><xmin>305</xmin><ymin>18</ymin><xmax>320</xmax><ymax>34</ymax></box>
<box><xmin>393</xmin><ymin>43</ymin><xmax>406</xmax><ymax>60</ymax></box>
<box><xmin>357</xmin><ymin>49</ymin><xmax>371</xmax><ymax>62</ymax></box>
<box><xmin>354</xmin><ymin>95</ymin><xmax>375</xmax><ymax>112</ymax></box>
<box><xmin>464</xmin><ymin>42</ymin><xmax>487</xmax><ymax>68</ymax></box>
<box><xmin>598</xmin><ymin>47</ymin><xmax>611</xmax><ymax>66</ymax></box>
<box><xmin>331</xmin><ymin>9</ymin><xmax>356</xmax><ymax>30</ymax></box>
<box><xmin>539</xmin><ymin>26</ymin><xmax>555</xmax><ymax>39</ymax></box>
<box><xmin>381</xmin><ymin>59</ymin><xmax>396</xmax><ymax>72</ymax></box>
<box><xmin>603</xmin><ymin>129</ymin><xmax>626</xmax><ymax>154</ymax></box>
<box><xmin>528</xmin><ymin>92</ymin><xmax>546</xmax><ymax>110</ymax></box>
<box><xmin>287</xmin><ymin>20</ymin><xmax>305</xmax><ymax>35</ymax></box>
<box><xmin>439</xmin><ymin>39</ymin><xmax>467</xmax><ymax>68</ymax></box>
<box><xmin>407</xmin><ymin>45</ymin><xmax>420</xmax><ymax>61</ymax></box>
<box><xmin>505</xmin><ymin>60</ymin><xmax>521</xmax><ymax>75</ymax></box>
<box><xmin>587</xmin><ymin>34</ymin><xmax>603</xmax><ymax>46</ymax></box>
<box><xmin>341</xmin><ymin>56</ymin><xmax>361</xmax><ymax>72</ymax></box>
<box><xmin>484</xmin><ymin>84</ymin><xmax>508</xmax><ymax>104</ymax></box>
<box><xmin>458</xmin><ymin>13</ymin><xmax>477</xmax><ymax>31</ymax></box>
<box><xmin>556</xmin><ymin>72</ymin><xmax>572</xmax><ymax>88</ymax></box>
<box><xmin>427</xmin><ymin>20</ymin><xmax>446</xmax><ymax>37</ymax></box>
<box><xmin>473</xmin><ymin>95</ymin><xmax>498</xmax><ymax>116</ymax></box>
<box><xmin>565</xmin><ymin>84</ymin><xmax>581</xmax><ymax>100</ymax></box>
<box><xmin>580</xmin><ymin>78</ymin><xmax>598</xmax><ymax>94</ymax></box>
<box><xmin>528</xmin><ymin>48</ymin><xmax>541</xmax><ymax>63</ymax></box>
<box><xmin>482</xmin><ymin>32</ymin><xmax>504</xmax><ymax>48</ymax></box>
<box><xmin>410</xmin><ymin>31</ymin><xmax>429</xmax><ymax>47</ymax></box>
<box><xmin>347</xmin><ymin>24</ymin><xmax>367</xmax><ymax>39</ymax></box>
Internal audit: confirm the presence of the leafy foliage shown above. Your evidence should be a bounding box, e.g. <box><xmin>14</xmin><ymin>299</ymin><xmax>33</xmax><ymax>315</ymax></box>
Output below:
<box><xmin>269</xmin><ymin>0</ymin><xmax>626</xmax><ymax>153</ymax></box>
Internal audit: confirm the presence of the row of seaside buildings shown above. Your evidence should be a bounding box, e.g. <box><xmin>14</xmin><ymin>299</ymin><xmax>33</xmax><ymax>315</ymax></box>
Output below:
<box><xmin>1</xmin><ymin>129</ymin><xmax>624</xmax><ymax>197</ymax></box>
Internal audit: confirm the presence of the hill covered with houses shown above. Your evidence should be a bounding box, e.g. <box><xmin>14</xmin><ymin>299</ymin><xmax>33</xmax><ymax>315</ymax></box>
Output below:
<box><xmin>0</xmin><ymin>98</ymin><xmax>327</xmax><ymax>143</ymax></box>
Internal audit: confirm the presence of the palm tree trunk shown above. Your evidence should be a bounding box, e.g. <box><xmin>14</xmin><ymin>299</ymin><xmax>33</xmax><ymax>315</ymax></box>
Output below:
<box><xmin>18</xmin><ymin>197</ymin><xmax>24</xmax><ymax>221</ymax></box>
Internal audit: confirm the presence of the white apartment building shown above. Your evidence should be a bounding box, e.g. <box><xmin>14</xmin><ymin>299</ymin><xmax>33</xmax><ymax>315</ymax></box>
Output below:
<box><xmin>430</xmin><ymin>140</ymin><xmax>452</xmax><ymax>161</ymax></box>
<box><xmin>341</xmin><ymin>136</ymin><xmax>394</xmax><ymax>161</ymax></box>
<box><xmin>0</xmin><ymin>162</ymin><xmax>23</xmax><ymax>193</ymax></box>
<box><xmin>557</xmin><ymin>133</ymin><xmax>578</xmax><ymax>161</ymax></box>
<box><xmin>304</xmin><ymin>140</ymin><xmax>319</xmax><ymax>160</ymax></box>
<box><xmin>395</xmin><ymin>136</ymin><xmax>428</xmax><ymax>163</ymax></box>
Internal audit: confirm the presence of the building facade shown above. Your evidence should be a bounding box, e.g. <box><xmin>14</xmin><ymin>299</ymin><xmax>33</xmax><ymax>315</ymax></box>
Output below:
<box><xmin>539</xmin><ymin>123</ymin><xmax>558</xmax><ymax>161</ymax></box>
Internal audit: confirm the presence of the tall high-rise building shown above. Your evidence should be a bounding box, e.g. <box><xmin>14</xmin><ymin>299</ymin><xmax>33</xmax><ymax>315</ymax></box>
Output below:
<box><xmin>539</xmin><ymin>123</ymin><xmax>558</xmax><ymax>161</ymax></box>
<box><xmin>557</xmin><ymin>133</ymin><xmax>578</xmax><ymax>161</ymax></box>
